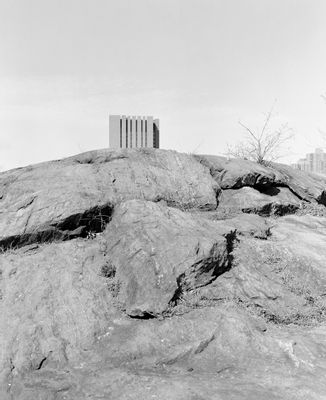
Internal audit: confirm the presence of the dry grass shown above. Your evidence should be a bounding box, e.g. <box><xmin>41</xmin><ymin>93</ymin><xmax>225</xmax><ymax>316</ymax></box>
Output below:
<box><xmin>164</xmin><ymin>239</ymin><xmax>326</xmax><ymax>326</ymax></box>
<box><xmin>231</xmin><ymin>240</ymin><xmax>326</xmax><ymax>326</ymax></box>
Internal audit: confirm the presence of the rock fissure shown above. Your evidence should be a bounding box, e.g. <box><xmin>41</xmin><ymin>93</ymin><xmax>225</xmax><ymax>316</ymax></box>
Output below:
<box><xmin>0</xmin><ymin>203</ymin><xmax>114</xmax><ymax>252</ymax></box>
<box><xmin>168</xmin><ymin>231</ymin><xmax>237</xmax><ymax>310</ymax></box>
<box><xmin>242</xmin><ymin>202</ymin><xmax>299</xmax><ymax>217</ymax></box>
<box><xmin>36</xmin><ymin>356</ymin><xmax>48</xmax><ymax>371</ymax></box>
<box><xmin>194</xmin><ymin>333</ymin><xmax>216</xmax><ymax>354</ymax></box>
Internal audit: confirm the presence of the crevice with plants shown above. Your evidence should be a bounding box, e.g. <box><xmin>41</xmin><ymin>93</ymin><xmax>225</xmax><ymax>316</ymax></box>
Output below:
<box><xmin>0</xmin><ymin>203</ymin><xmax>114</xmax><ymax>252</ymax></box>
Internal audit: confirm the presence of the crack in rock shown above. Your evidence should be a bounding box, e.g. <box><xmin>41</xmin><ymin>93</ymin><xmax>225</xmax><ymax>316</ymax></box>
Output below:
<box><xmin>0</xmin><ymin>203</ymin><xmax>114</xmax><ymax>252</ymax></box>
<box><xmin>168</xmin><ymin>231</ymin><xmax>237</xmax><ymax>308</ymax></box>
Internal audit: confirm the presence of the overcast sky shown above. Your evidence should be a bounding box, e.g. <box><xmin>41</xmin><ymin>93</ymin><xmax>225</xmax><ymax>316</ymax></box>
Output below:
<box><xmin>1</xmin><ymin>0</ymin><xmax>326</xmax><ymax>171</ymax></box>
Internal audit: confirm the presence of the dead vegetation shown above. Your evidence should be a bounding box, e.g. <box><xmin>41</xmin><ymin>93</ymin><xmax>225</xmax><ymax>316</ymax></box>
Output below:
<box><xmin>163</xmin><ymin>237</ymin><xmax>326</xmax><ymax>327</ymax></box>
<box><xmin>231</xmin><ymin>240</ymin><xmax>326</xmax><ymax>326</ymax></box>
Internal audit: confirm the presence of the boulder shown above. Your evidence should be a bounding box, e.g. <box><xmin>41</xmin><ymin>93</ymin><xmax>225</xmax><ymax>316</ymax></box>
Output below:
<box><xmin>218</xmin><ymin>186</ymin><xmax>301</xmax><ymax>216</ymax></box>
<box><xmin>103</xmin><ymin>200</ymin><xmax>237</xmax><ymax>317</ymax></box>
<box><xmin>195</xmin><ymin>154</ymin><xmax>284</xmax><ymax>189</ymax></box>
<box><xmin>269</xmin><ymin>162</ymin><xmax>326</xmax><ymax>204</ymax></box>
<box><xmin>196</xmin><ymin>154</ymin><xmax>326</xmax><ymax>203</ymax></box>
<box><xmin>0</xmin><ymin>149</ymin><xmax>219</xmax><ymax>249</ymax></box>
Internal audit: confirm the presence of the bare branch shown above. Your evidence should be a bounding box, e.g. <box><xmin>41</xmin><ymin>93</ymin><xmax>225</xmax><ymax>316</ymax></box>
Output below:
<box><xmin>229</xmin><ymin>104</ymin><xmax>293</xmax><ymax>165</ymax></box>
<box><xmin>238</xmin><ymin>121</ymin><xmax>259</xmax><ymax>142</ymax></box>
<box><xmin>259</xmin><ymin>100</ymin><xmax>277</xmax><ymax>140</ymax></box>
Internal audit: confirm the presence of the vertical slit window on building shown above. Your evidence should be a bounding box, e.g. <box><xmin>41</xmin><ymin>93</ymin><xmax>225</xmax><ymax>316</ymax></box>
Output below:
<box><xmin>119</xmin><ymin>118</ymin><xmax>122</xmax><ymax>148</ymax></box>
<box><xmin>145</xmin><ymin>120</ymin><xmax>147</xmax><ymax>147</ymax></box>
<box><xmin>126</xmin><ymin>118</ymin><xmax>128</xmax><ymax>148</ymax></box>
<box><xmin>141</xmin><ymin>119</ymin><xmax>143</xmax><ymax>146</ymax></box>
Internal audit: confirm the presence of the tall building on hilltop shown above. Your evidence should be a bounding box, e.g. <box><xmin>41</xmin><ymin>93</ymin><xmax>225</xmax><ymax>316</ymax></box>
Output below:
<box><xmin>292</xmin><ymin>148</ymin><xmax>326</xmax><ymax>174</ymax></box>
<box><xmin>109</xmin><ymin>115</ymin><xmax>160</xmax><ymax>149</ymax></box>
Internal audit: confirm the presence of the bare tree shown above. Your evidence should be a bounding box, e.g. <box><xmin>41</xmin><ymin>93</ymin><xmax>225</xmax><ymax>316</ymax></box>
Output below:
<box><xmin>228</xmin><ymin>103</ymin><xmax>293</xmax><ymax>165</ymax></box>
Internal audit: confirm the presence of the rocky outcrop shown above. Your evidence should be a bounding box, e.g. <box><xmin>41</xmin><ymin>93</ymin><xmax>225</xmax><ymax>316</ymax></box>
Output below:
<box><xmin>199</xmin><ymin>214</ymin><xmax>326</xmax><ymax>328</ymax></box>
<box><xmin>195</xmin><ymin>154</ymin><xmax>283</xmax><ymax>189</ymax></box>
<box><xmin>218</xmin><ymin>186</ymin><xmax>301</xmax><ymax>216</ymax></box>
<box><xmin>1</xmin><ymin>149</ymin><xmax>325</xmax><ymax>253</ymax></box>
<box><xmin>270</xmin><ymin>162</ymin><xmax>326</xmax><ymax>204</ymax></box>
<box><xmin>1</xmin><ymin>149</ymin><xmax>326</xmax><ymax>400</ymax></box>
<box><xmin>196</xmin><ymin>154</ymin><xmax>326</xmax><ymax>204</ymax></box>
<box><xmin>104</xmin><ymin>200</ymin><xmax>236</xmax><ymax>317</ymax></box>
<box><xmin>0</xmin><ymin>149</ymin><xmax>219</xmax><ymax>250</ymax></box>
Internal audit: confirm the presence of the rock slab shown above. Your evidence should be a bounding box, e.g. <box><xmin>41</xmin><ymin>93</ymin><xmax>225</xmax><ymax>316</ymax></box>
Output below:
<box><xmin>104</xmin><ymin>200</ymin><xmax>236</xmax><ymax>317</ymax></box>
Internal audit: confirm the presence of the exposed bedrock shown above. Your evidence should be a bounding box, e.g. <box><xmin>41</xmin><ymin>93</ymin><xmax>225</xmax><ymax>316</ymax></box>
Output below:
<box><xmin>1</xmin><ymin>149</ymin><xmax>326</xmax><ymax>399</ymax></box>
<box><xmin>1</xmin><ymin>149</ymin><xmax>326</xmax><ymax>252</ymax></box>
<box><xmin>198</xmin><ymin>215</ymin><xmax>326</xmax><ymax>329</ymax></box>
<box><xmin>0</xmin><ymin>203</ymin><xmax>114</xmax><ymax>251</ymax></box>
<box><xmin>0</xmin><ymin>149</ymin><xmax>219</xmax><ymax>249</ymax></box>
<box><xmin>218</xmin><ymin>186</ymin><xmax>301</xmax><ymax>217</ymax></box>
<box><xmin>195</xmin><ymin>154</ymin><xmax>283</xmax><ymax>189</ymax></box>
<box><xmin>10</xmin><ymin>296</ymin><xmax>326</xmax><ymax>400</ymax></box>
<box><xmin>196</xmin><ymin>154</ymin><xmax>326</xmax><ymax>204</ymax></box>
<box><xmin>103</xmin><ymin>199</ymin><xmax>237</xmax><ymax>317</ymax></box>
<box><xmin>0</xmin><ymin>237</ymin><xmax>116</xmax><ymax>387</ymax></box>
<box><xmin>0</xmin><ymin>198</ymin><xmax>271</xmax><ymax>388</ymax></box>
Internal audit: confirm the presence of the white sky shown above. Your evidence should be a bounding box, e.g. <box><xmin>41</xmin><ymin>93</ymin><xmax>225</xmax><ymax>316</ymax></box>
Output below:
<box><xmin>1</xmin><ymin>0</ymin><xmax>326</xmax><ymax>171</ymax></box>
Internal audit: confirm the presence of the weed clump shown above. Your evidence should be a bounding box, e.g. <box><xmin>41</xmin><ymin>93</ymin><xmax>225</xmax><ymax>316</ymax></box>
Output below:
<box><xmin>296</xmin><ymin>202</ymin><xmax>326</xmax><ymax>217</ymax></box>
<box><xmin>99</xmin><ymin>261</ymin><xmax>121</xmax><ymax>299</ymax></box>
<box><xmin>100</xmin><ymin>261</ymin><xmax>116</xmax><ymax>278</ymax></box>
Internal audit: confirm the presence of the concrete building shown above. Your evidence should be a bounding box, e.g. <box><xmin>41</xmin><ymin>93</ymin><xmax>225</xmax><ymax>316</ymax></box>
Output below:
<box><xmin>292</xmin><ymin>148</ymin><xmax>326</xmax><ymax>175</ymax></box>
<box><xmin>109</xmin><ymin>115</ymin><xmax>160</xmax><ymax>149</ymax></box>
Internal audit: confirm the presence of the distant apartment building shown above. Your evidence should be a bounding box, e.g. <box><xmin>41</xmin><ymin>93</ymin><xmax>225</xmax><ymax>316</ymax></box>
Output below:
<box><xmin>292</xmin><ymin>148</ymin><xmax>326</xmax><ymax>174</ymax></box>
<box><xmin>109</xmin><ymin>115</ymin><xmax>160</xmax><ymax>149</ymax></box>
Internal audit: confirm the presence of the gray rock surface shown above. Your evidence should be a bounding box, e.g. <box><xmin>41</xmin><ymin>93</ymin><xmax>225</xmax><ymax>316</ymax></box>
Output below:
<box><xmin>0</xmin><ymin>149</ymin><xmax>219</xmax><ymax>249</ymax></box>
<box><xmin>104</xmin><ymin>199</ymin><xmax>236</xmax><ymax>317</ymax></box>
<box><xmin>1</xmin><ymin>149</ymin><xmax>326</xmax><ymax>399</ymax></box>
<box><xmin>196</xmin><ymin>154</ymin><xmax>283</xmax><ymax>188</ymax></box>
<box><xmin>271</xmin><ymin>162</ymin><xmax>326</xmax><ymax>204</ymax></box>
<box><xmin>223</xmin><ymin>213</ymin><xmax>272</xmax><ymax>238</ymax></box>
<box><xmin>196</xmin><ymin>154</ymin><xmax>326</xmax><ymax>203</ymax></box>
<box><xmin>218</xmin><ymin>186</ymin><xmax>301</xmax><ymax>216</ymax></box>
<box><xmin>0</xmin><ymin>237</ymin><xmax>115</xmax><ymax>387</ymax></box>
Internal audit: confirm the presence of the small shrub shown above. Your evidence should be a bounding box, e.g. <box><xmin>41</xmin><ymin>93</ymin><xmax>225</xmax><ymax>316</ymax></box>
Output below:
<box><xmin>107</xmin><ymin>280</ymin><xmax>121</xmax><ymax>298</ymax></box>
<box><xmin>296</xmin><ymin>202</ymin><xmax>326</xmax><ymax>217</ymax></box>
<box><xmin>100</xmin><ymin>261</ymin><xmax>116</xmax><ymax>278</ymax></box>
